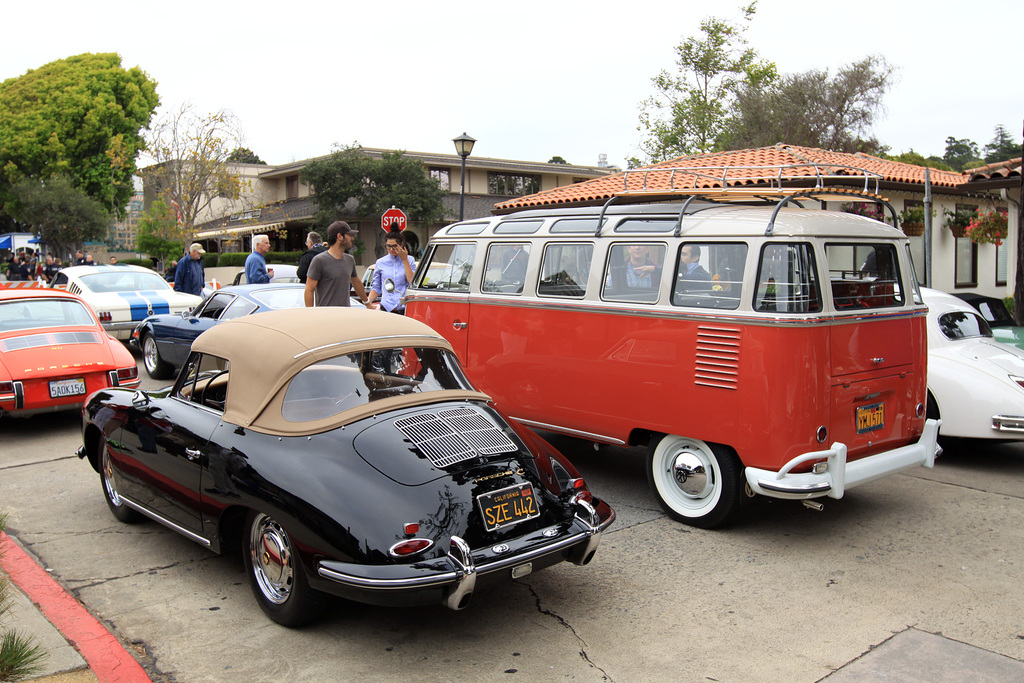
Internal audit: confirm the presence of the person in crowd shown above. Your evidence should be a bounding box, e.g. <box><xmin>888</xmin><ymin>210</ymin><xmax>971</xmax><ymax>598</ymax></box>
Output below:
<box><xmin>173</xmin><ymin>243</ymin><xmax>206</xmax><ymax>296</ymax></box>
<box><xmin>74</xmin><ymin>251</ymin><xmax>86</xmax><ymax>266</ymax></box>
<box><xmin>245</xmin><ymin>235</ymin><xmax>274</xmax><ymax>284</ymax></box>
<box><xmin>164</xmin><ymin>259</ymin><xmax>178</xmax><ymax>282</ymax></box>
<box><xmin>6</xmin><ymin>255</ymin><xmax>22</xmax><ymax>281</ymax></box>
<box><xmin>296</xmin><ymin>231</ymin><xmax>327</xmax><ymax>284</ymax></box>
<box><xmin>367</xmin><ymin>231</ymin><xmax>416</xmax><ymax>314</ymax></box>
<box><xmin>304</xmin><ymin>221</ymin><xmax>369</xmax><ymax>307</ymax></box>
<box><xmin>109</xmin><ymin>256</ymin><xmax>118</xmax><ymax>265</ymax></box>
<box><xmin>84</xmin><ymin>254</ymin><xmax>96</xmax><ymax>266</ymax></box>
<box><xmin>41</xmin><ymin>255</ymin><xmax>60</xmax><ymax>281</ymax></box>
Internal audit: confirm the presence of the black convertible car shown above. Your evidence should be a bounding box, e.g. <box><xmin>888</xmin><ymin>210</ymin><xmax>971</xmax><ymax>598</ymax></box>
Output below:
<box><xmin>78</xmin><ymin>307</ymin><xmax>614</xmax><ymax>626</ymax></box>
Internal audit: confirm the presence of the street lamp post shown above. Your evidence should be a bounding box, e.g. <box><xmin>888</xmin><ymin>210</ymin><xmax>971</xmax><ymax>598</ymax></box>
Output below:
<box><xmin>453</xmin><ymin>132</ymin><xmax>476</xmax><ymax>221</ymax></box>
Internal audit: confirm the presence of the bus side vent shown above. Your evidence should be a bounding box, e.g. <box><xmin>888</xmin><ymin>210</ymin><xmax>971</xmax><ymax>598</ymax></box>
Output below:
<box><xmin>694</xmin><ymin>326</ymin><xmax>741</xmax><ymax>390</ymax></box>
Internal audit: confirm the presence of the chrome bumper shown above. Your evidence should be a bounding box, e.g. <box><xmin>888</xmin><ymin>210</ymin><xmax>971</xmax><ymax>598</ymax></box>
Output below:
<box><xmin>317</xmin><ymin>501</ymin><xmax>613</xmax><ymax>611</ymax></box>
<box><xmin>744</xmin><ymin>419</ymin><xmax>941</xmax><ymax>500</ymax></box>
<box><xmin>992</xmin><ymin>415</ymin><xmax>1024</xmax><ymax>433</ymax></box>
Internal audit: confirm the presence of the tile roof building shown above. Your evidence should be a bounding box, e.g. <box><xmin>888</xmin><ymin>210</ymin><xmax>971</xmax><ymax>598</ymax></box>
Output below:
<box><xmin>493</xmin><ymin>144</ymin><xmax>1020</xmax><ymax>300</ymax></box>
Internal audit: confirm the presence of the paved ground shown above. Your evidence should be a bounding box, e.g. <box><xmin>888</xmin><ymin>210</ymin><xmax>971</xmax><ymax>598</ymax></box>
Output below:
<box><xmin>3</xmin><ymin>356</ymin><xmax>1024</xmax><ymax>681</ymax></box>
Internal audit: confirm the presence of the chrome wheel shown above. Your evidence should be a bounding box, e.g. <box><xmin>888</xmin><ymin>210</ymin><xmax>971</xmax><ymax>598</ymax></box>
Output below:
<box><xmin>99</xmin><ymin>432</ymin><xmax>141</xmax><ymax>524</ymax></box>
<box><xmin>102</xmin><ymin>444</ymin><xmax>123</xmax><ymax>507</ymax></box>
<box><xmin>142</xmin><ymin>334</ymin><xmax>172</xmax><ymax>379</ymax></box>
<box><xmin>248</xmin><ymin>513</ymin><xmax>294</xmax><ymax>605</ymax></box>
<box><xmin>648</xmin><ymin>435</ymin><xmax>740</xmax><ymax>529</ymax></box>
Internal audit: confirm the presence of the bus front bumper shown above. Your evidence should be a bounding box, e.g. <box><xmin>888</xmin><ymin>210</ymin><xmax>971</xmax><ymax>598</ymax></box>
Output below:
<box><xmin>744</xmin><ymin>419</ymin><xmax>941</xmax><ymax>500</ymax></box>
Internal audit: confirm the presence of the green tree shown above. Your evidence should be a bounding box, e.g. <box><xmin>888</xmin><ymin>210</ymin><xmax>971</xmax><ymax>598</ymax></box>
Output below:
<box><xmin>882</xmin><ymin>150</ymin><xmax>953</xmax><ymax>171</ymax></box>
<box><xmin>983</xmin><ymin>124</ymin><xmax>1020</xmax><ymax>164</ymax></box>
<box><xmin>136</xmin><ymin>198</ymin><xmax>184</xmax><ymax>263</ymax></box>
<box><xmin>942</xmin><ymin>136</ymin><xmax>980</xmax><ymax>171</ymax></box>
<box><xmin>724</xmin><ymin>56</ymin><xmax>895</xmax><ymax>153</ymax></box>
<box><xmin>547</xmin><ymin>156</ymin><xmax>569</xmax><ymax>164</ymax></box>
<box><xmin>300</xmin><ymin>146</ymin><xmax>449</xmax><ymax>228</ymax></box>
<box><xmin>140</xmin><ymin>102</ymin><xmax>246</xmax><ymax>242</ymax></box>
<box><xmin>636</xmin><ymin>2</ymin><xmax>776</xmax><ymax>162</ymax></box>
<box><xmin>0</xmin><ymin>53</ymin><xmax>159</xmax><ymax>220</ymax></box>
<box><xmin>6</xmin><ymin>176</ymin><xmax>109</xmax><ymax>257</ymax></box>
<box><xmin>227</xmin><ymin>147</ymin><xmax>266</xmax><ymax>165</ymax></box>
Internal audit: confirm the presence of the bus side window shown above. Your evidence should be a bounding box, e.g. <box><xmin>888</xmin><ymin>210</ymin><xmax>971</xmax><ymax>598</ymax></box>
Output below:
<box><xmin>482</xmin><ymin>243</ymin><xmax>531</xmax><ymax>294</ymax></box>
<box><xmin>538</xmin><ymin>242</ymin><xmax>593</xmax><ymax>298</ymax></box>
<box><xmin>415</xmin><ymin>243</ymin><xmax>476</xmax><ymax>292</ymax></box>
<box><xmin>602</xmin><ymin>243</ymin><xmax>665</xmax><ymax>303</ymax></box>
<box><xmin>672</xmin><ymin>243</ymin><xmax>747</xmax><ymax>310</ymax></box>
<box><xmin>754</xmin><ymin>243</ymin><xmax>820</xmax><ymax>313</ymax></box>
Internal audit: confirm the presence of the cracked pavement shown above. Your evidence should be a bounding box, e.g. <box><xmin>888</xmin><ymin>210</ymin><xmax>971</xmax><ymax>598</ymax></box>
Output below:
<box><xmin>4</xmin><ymin>380</ymin><xmax>1024</xmax><ymax>680</ymax></box>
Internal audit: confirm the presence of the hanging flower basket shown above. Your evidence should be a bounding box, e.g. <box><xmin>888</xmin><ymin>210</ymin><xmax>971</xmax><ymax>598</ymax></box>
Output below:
<box><xmin>901</xmin><ymin>222</ymin><xmax>925</xmax><ymax>237</ymax></box>
<box><xmin>898</xmin><ymin>206</ymin><xmax>930</xmax><ymax>236</ymax></box>
<box><xmin>965</xmin><ymin>209</ymin><xmax>1008</xmax><ymax>246</ymax></box>
<box><xmin>944</xmin><ymin>208</ymin><xmax>973</xmax><ymax>239</ymax></box>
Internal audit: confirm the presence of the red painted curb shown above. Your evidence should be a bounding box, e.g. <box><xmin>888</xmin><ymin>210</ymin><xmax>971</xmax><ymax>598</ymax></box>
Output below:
<box><xmin>0</xmin><ymin>531</ymin><xmax>151</xmax><ymax>682</ymax></box>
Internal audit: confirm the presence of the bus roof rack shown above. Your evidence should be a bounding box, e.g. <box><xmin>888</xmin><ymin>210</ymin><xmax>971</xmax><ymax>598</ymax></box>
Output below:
<box><xmin>613</xmin><ymin>163</ymin><xmax>894</xmax><ymax>236</ymax></box>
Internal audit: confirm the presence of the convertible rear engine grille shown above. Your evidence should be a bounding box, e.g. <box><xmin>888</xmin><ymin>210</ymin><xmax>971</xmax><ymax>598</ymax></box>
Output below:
<box><xmin>394</xmin><ymin>407</ymin><xmax>517</xmax><ymax>468</ymax></box>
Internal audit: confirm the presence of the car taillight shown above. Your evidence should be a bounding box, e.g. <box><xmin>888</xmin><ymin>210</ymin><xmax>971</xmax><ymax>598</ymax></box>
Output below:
<box><xmin>0</xmin><ymin>381</ymin><xmax>13</xmax><ymax>394</ymax></box>
<box><xmin>98</xmin><ymin>311</ymin><xmax>112</xmax><ymax>323</ymax></box>
<box><xmin>117</xmin><ymin>366</ymin><xmax>139</xmax><ymax>382</ymax></box>
<box><xmin>388</xmin><ymin>538</ymin><xmax>434</xmax><ymax>558</ymax></box>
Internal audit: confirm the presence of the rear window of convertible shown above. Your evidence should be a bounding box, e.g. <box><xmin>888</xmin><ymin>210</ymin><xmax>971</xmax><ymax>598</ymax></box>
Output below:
<box><xmin>281</xmin><ymin>347</ymin><xmax>474</xmax><ymax>423</ymax></box>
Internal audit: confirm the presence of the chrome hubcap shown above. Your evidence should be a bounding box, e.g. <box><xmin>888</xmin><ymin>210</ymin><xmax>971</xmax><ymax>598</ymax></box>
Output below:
<box><xmin>143</xmin><ymin>337</ymin><xmax>158</xmax><ymax>372</ymax></box>
<box><xmin>250</xmin><ymin>514</ymin><xmax>293</xmax><ymax>604</ymax></box>
<box><xmin>670</xmin><ymin>449</ymin><xmax>713</xmax><ymax>499</ymax></box>
<box><xmin>102</xmin><ymin>447</ymin><xmax>122</xmax><ymax>506</ymax></box>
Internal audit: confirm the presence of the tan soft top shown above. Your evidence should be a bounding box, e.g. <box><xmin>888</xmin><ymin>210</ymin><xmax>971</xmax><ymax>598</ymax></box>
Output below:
<box><xmin>191</xmin><ymin>307</ymin><xmax>488</xmax><ymax>435</ymax></box>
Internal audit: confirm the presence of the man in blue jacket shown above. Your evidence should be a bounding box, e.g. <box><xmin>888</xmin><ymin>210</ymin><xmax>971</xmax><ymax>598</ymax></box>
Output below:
<box><xmin>245</xmin><ymin>234</ymin><xmax>274</xmax><ymax>284</ymax></box>
<box><xmin>174</xmin><ymin>243</ymin><xmax>206</xmax><ymax>296</ymax></box>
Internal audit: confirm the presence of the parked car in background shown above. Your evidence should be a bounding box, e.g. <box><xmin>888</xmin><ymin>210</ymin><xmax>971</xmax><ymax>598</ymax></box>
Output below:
<box><xmin>48</xmin><ymin>265</ymin><xmax>201</xmax><ymax>340</ymax></box>
<box><xmin>0</xmin><ymin>283</ymin><xmax>139</xmax><ymax>418</ymax></box>
<box><xmin>132</xmin><ymin>283</ymin><xmax>305</xmax><ymax>379</ymax></box>
<box><xmin>232</xmin><ymin>263</ymin><xmax>298</xmax><ymax>285</ymax></box>
<box><xmin>78</xmin><ymin>307</ymin><xmax>614</xmax><ymax>626</ymax></box>
<box><xmin>923</xmin><ymin>288</ymin><xmax>1024</xmax><ymax>440</ymax></box>
<box><xmin>952</xmin><ymin>292</ymin><xmax>1024</xmax><ymax>351</ymax></box>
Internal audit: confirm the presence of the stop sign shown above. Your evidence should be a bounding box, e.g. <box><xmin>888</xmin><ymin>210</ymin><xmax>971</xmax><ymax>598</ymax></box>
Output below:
<box><xmin>381</xmin><ymin>207</ymin><xmax>407</xmax><ymax>231</ymax></box>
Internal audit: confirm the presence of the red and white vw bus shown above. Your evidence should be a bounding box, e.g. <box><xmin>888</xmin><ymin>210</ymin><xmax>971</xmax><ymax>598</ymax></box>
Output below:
<box><xmin>406</xmin><ymin>173</ymin><xmax>940</xmax><ymax>528</ymax></box>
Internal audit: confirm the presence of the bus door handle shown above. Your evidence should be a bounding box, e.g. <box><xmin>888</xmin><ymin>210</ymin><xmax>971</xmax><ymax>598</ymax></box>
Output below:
<box><xmin>453</xmin><ymin>320</ymin><xmax>468</xmax><ymax>330</ymax></box>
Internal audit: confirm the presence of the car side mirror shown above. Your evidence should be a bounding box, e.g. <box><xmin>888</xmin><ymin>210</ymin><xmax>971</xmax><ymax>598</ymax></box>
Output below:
<box><xmin>131</xmin><ymin>390</ymin><xmax>150</xmax><ymax>408</ymax></box>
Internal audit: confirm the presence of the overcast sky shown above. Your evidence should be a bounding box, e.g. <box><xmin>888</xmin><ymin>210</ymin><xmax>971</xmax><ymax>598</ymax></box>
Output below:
<box><xmin>2</xmin><ymin>0</ymin><xmax>1021</xmax><ymax>170</ymax></box>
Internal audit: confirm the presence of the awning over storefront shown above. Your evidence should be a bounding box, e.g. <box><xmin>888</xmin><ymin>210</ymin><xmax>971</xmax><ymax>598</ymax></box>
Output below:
<box><xmin>194</xmin><ymin>222</ymin><xmax>285</xmax><ymax>239</ymax></box>
<box><xmin>0</xmin><ymin>235</ymin><xmax>11</xmax><ymax>249</ymax></box>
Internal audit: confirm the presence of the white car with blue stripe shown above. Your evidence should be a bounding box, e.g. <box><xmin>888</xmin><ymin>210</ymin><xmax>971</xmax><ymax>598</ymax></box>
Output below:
<box><xmin>49</xmin><ymin>265</ymin><xmax>202</xmax><ymax>340</ymax></box>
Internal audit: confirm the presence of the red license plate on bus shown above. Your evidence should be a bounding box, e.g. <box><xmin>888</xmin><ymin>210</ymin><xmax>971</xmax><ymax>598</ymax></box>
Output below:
<box><xmin>856</xmin><ymin>402</ymin><xmax>884</xmax><ymax>434</ymax></box>
<box><xmin>477</xmin><ymin>483</ymin><xmax>539</xmax><ymax>531</ymax></box>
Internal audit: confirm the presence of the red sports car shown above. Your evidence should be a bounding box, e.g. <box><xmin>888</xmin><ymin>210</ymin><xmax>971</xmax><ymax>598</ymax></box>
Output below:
<box><xmin>0</xmin><ymin>283</ymin><xmax>140</xmax><ymax>418</ymax></box>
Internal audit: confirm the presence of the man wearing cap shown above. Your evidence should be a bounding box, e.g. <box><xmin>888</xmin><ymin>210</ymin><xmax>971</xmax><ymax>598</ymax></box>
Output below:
<box><xmin>174</xmin><ymin>243</ymin><xmax>206</xmax><ymax>296</ymax></box>
<box><xmin>304</xmin><ymin>221</ymin><xmax>369</xmax><ymax>307</ymax></box>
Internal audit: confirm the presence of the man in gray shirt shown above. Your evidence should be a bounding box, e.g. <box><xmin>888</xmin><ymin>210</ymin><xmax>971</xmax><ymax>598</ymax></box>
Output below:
<box><xmin>304</xmin><ymin>221</ymin><xmax>370</xmax><ymax>307</ymax></box>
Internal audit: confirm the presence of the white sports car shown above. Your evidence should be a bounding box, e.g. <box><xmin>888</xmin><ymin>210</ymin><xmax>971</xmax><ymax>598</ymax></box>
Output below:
<box><xmin>49</xmin><ymin>265</ymin><xmax>201</xmax><ymax>340</ymax></box>
<box><xmin>923</xmin><ymin>288</ymin><xmax>1024</xmax><ymax>439</ymax></box>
